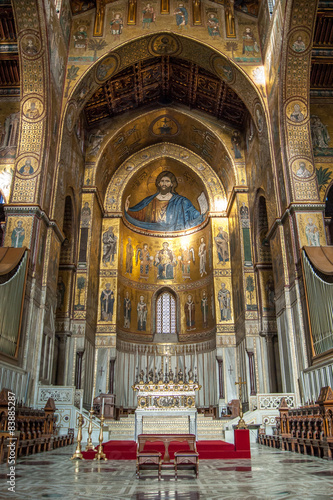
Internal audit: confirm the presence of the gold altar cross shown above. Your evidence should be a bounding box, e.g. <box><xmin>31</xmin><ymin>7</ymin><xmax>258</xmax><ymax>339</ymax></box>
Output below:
<box><xmin>235</xmin><ymin>376</ymin><xmax>246</xmax><ymax>398</ymax></box>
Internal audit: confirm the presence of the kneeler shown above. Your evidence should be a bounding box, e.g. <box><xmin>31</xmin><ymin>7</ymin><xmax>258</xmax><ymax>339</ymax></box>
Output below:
<box><xmin>174</xmin><ymin>450</ymin><xmax>199</xmax><ymax>480</ymax></box>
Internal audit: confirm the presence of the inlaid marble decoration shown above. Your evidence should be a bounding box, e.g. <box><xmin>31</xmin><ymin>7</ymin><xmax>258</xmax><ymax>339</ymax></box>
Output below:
<box><xmin>7</xmin><ymin>439</ymin><xmax>333</xmax><ymax>499</ymax></box>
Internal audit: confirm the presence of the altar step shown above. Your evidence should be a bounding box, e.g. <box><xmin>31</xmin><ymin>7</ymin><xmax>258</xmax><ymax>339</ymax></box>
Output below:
<box><xmin>107</xmin><ymin>415</ymin><xmax>136</xmax><ymax>441</ymax></box>
<box><xmin>106</xmin><ymin>414</ymin><xmax>225</xmax><ymax>441</ymax></box>
<box><xmin>197</xmin><ymin>415</ymin><xmax>225</xmax><ymax>441</ymax></box>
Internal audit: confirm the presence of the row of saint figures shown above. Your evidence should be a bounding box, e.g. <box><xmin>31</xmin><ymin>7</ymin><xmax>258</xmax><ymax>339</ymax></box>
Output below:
<box><xmin>136</xmin><ymin>366</ymin><xmax>198</xmax><ymax>386</ymax></box>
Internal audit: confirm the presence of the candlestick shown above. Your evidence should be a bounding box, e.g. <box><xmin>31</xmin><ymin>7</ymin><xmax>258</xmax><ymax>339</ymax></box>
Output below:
<box><xmin>94</xmin><ymin>415</ymin><xmax>107</xmax><ymax>461</ymax></box>
<box><xmin>71</xmin><ymin>413</ymin><xmax>85</xmax><ymax>460</ymax></box>
<box><xmin>85</xmin><ymin>409</ymin><xmax>96</xmax><ymax>451</ymax></box>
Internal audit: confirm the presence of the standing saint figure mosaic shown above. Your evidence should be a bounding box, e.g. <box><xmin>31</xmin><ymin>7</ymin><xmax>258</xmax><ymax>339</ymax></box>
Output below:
<box><xmin>137</xmin><ymin>295</ymin><xmax>148</xmax><ymax>331</ymax></box>
<box><xmin>185</xmin><ymin>294</ymin><xmax>196</xmax><ymax>330</ymax></box>
<box><xmin>100</xmin><ymin>283</ymin><xmax>115</xmax><ymax>321</ymax></box>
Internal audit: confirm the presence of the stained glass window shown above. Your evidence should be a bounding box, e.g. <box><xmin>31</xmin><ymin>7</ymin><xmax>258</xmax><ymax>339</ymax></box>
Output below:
<box><xmin>156</xmin><ymin>292</ymin><xmax>176</xmax><ymax>334</ymax></box>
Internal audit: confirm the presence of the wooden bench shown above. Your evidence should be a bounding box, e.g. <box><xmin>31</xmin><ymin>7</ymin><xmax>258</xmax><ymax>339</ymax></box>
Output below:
<box><xmin>0</xmin><ymin>388</ymin><xmax>73</xmax><ymax>463</ymax></box>
<box><xmin>260</xmin><ymin>386</ymin><xmax>333</xmax><ymax>460</ymax></box>
<box><xmin>137</xmin><ymin>434</ymin><xmax>199</xmax><ymax>480</ymax></box>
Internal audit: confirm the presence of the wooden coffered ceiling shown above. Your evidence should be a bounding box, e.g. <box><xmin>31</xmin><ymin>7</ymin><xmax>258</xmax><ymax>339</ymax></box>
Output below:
<box><xmin>0</xmin><ymin>4</ymin><xmax>19</xmax><ymax>92</ymax></box>
<box><xmin>84</xmin><ymin>56</ymin><xmax>248</xmax><ymax>128</ymax></box>
<box><xmin>70</xmin><ymin>0</ymin><xmax>259</xmax><ymax>17</ymax></box>
<box><xmin>311</xmin><ymin>4</ymin><xmax>333</xmax><ymax>93</ymax></box>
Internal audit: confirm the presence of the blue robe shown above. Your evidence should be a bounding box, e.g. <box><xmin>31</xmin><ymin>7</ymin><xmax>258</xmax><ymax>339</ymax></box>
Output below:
<box><xmin>175</xmin><ymin>7</ymin><xmax>188</xmax><ymax>26</ymax></box>
<box><xmin>125</xmin><ymin>192</ymin><xmax>205</xmax><ymax>231</ymax></box>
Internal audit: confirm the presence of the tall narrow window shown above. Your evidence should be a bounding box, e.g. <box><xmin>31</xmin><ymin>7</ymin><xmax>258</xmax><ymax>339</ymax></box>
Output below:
<box><xmin>156</xmin><ymin>292</ymin><xmax>176</xmax><ymax>334</ymax></box>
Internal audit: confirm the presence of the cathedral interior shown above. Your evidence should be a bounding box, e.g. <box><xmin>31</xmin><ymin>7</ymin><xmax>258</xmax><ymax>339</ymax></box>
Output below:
<box><xmin>0</xmin><ymin>0</ymin><xmax>333</xmax><ymax>485</ymax></box>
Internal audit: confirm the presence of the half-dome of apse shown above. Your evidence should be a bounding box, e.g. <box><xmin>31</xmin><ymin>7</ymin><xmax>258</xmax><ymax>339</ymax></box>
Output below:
<box><xmin>83</xmin><ymin>56</ymin><xmax>248</xmax><ymax>130</ymax></box>
<box><xmin>122</xmin><ymin>158</ymin><xmax>210</xmax><ymax>235</ymax></box>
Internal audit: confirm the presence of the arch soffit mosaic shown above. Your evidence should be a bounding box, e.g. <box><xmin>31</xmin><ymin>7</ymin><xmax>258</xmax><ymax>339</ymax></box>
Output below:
<box><xmin>278</xmin><ymin>0</ymin><xmax>320</xmax><ymax>204</ymax></box>
<box><xmin>89</xmin><ymin>106</ymin><xmax>238</xmax><ymax>195</ymax></box>
<box><xmin>104</xmin><ymin>143</ymin><xmax>226</xmax><ymax>215</ymax></box>
<box><xmin>61</xmin><ymin>32</ymin><xmax>268</xmax><ymax>156</ymax></box>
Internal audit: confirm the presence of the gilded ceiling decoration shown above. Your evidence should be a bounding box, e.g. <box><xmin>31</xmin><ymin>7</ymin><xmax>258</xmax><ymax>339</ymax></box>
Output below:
<box><xmin>84</xmin><ymin>56</ymin><xmax>248</xmax><ymax>128</ymax></box>
<box><xmin>311</xmin><ymin>6</ymin><xmax>333</xmax><ymax>93</ymax></box>
<box><xmin>69</xmin><ymin>0</ymin><xmax>259</xmax><ymax>17</ymax></box>
<box><xmin>0</xmin><ymin>5</ymin><xmax>19</xmax><ymax>90</ymax></box>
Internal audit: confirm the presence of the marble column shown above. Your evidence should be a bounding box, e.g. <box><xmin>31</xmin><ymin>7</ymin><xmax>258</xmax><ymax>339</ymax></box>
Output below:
<box><xmin>75</xmin><ymin>350</ymin><xmax>84</xmax><ymax>389</ymax></box>
<box><xmin>109</xmin><ymin>358</ymin><xmax>116</xmax><ymax>393</ymax></box>
<box><xmin>247</xmin><ymin>350</ymin><xmax>256</xmax><ymax>396</ymax></box>
<box><xmin>56</xmin><ymin>334</ymin><xmax>68</xmax><ymax>385</ymax></box>
<box><xmin>216</xmin><ymin>357</ymin><xmax>224</xmax><ymax>399</ymax></box>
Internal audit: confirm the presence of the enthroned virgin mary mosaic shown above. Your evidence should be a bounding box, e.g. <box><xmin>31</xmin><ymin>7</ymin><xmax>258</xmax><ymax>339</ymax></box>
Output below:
<box><xmin>124</xmin><ymin>167</ymin><xmax>208</xmax><ymax>232</ymax></box>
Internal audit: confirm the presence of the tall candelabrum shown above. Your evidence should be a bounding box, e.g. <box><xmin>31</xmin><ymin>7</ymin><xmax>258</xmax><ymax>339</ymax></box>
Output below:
<box><xmin>94</xmin><ymin>414</ymin><xmax>107</xmax><ymax>461</ymax></box>
<box><xmin>70</xmin><ymin>413</ymin><xmax>85</xmax><ymax>460</ymax></box>
<box><xmin>85</xmin><ymin>409</ymin><xmax>96</xmax><ymax>451</ymax></box>
<box><xmin>94</xmin><ymin>399</ymin><xmax>107</xmax><ymax>461</ymax></box>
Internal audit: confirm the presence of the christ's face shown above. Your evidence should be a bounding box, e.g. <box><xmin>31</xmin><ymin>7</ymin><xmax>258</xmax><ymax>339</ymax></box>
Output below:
<box><xmin>158</xmin><ymin>176</ymin><xmax>172</xmax><ymax>195</ymax></box>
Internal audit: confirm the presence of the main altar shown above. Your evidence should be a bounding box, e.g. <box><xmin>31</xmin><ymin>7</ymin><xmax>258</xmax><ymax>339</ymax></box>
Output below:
<box><xmin>132</xmin><ymin>368</ymin><xmax>201</xmax><ymax>440</ymax></box>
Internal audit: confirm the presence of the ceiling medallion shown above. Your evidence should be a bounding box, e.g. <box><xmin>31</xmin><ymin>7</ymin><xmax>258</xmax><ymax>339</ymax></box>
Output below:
<box><xmin>210</xmin><ymin>55</ymin><xmax>235</xmax><ymax>85</ymax></box>
<box><xmin>95</xmin><ymin>54</ymin><xmax>120</xmax><ymax>83</ymax></box>
<box><xmin>149</xmin><ymin>115</ymin><xmax>180</xmax><ymax>137</ymax></box>
<box><xmin>149</xmin><ymin>34</ymin><xmax>181</xmax><ymax>56</ymax></box>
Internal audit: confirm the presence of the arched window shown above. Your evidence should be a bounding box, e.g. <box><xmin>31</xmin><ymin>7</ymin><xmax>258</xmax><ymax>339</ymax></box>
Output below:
<box><xmin>156</xmin><ymin>291</ymin><xmax>176</xmax><ymax>334</ymax></box>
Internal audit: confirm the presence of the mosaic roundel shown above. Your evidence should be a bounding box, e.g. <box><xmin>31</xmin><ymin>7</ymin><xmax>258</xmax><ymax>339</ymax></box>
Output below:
<box><xmin>21</xmin><ymin>34</ymin><xmax>41</xmax><ymax>57</ymax></box>
<box><xmin>286</xmin><ymin>100</ymin><xmax>307</xmax><ymax>124</ymax></box>
<box><xmin>210</xmin><ymin>55</ymin><xmax>235</xmax><ymax>84</ymax></box>
<box><xmin>254</xmin><ymin>102</ymin><xmax>264</xmax><ymax>134</ymax></box>
<box><xmin>148</xmin><ymin>34</ymin><xmax>181</xmax><ymax>56</ymax></box>
<box><xmin>149</xmin><ymin>115</ymin><xmax>180</xmax><ymax>137</ymax></box>
<box><xmin>95</xmin><ymin>54</ymin><xmax>120</xmax><ymax>83</ymax></box>
<box><xmin>66</xmin><ymin>103</ymin><xmax>76</xmax><ymax>133</ymax></box>
<box><xmin>288</xmin><ymin>30</ymin><xmax>311</xmax><ymax>55</ymax></box>
<box><xmin>291</xmin><ymin>158</ymin><xmax>314</xmax><ymax>179</ymax></box>
<box><xmin>22</xmin><ymin>97</ymin><xmax>44</xmax><ymax>120</ymax></box>
<box><xmin>17</xmin><ymin>156</ymin><xmax>39</xmax><ymax>177</ymax></box>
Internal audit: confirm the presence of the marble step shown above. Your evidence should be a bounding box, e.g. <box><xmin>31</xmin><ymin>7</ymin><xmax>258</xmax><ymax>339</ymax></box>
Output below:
<box><xmin>106</xmin><ymin>414</ymin><xmax>226</xmax><ymax>441</ymax></box>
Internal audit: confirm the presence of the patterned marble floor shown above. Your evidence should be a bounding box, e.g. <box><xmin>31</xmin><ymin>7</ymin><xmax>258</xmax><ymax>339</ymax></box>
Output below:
<box><xmin>1</xmin><ymin>444</ymin><xmax>332</xmax><ymax>500</ymax></box>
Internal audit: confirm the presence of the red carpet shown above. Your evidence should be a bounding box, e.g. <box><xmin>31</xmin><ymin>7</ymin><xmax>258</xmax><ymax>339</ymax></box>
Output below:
<box><xmin>82</xmin><ymin>432</ymin><xmax>250</xmax><ymax>460</ymax></box>
<box><xmin>82</xmin><ymin>440</ymin><xmax>137</xmax><ymax>460</ymax></box>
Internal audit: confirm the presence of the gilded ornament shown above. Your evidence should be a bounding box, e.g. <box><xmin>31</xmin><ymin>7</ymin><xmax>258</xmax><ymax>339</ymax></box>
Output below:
<box><xmin>95</xmin><ymin>54</ymin><xmax>119</xmax><ymax>83</ymax></box>
<box><xmin>21</xmin><ymin>34</ymin><xmax>41</xmax><ymax>56</ymax></box>
<box><xmin>211</xmin><ymin>55</ymin><xmax>234</xmax><ymax>84</ymax></box>
<box><xmin>291</xmin><ymin>159</ymin><xmax>313</xmax><ymax>179</ymax></box>
<box><xmin>17</xmin><ymin>156</ymin><xmax>38</xmax><ymax>177</ymax></box>
<box><xmin>289</xmin><ymin>30</ymin><xmax>310</xmax><ymax>54</ymax></box>
<box><xmin>22</xmin><ymin>98</ymin><xmax>44</xmax><ymax>120</ymax></box>
<box><xmin>149</xmin><ymin>34</ymin><xmax>180</xmax><ymax>56</ymax></box>
<box><xmin>66</xmin><ymin>104</ymin><xmax>76</xmax><ymax>133</ymax></box>
<box><xmin>286</xmin><ymin>101</ymin><xmax>307</xmax><ymax>123</ymax></box>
